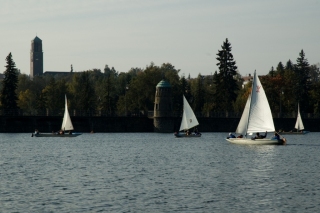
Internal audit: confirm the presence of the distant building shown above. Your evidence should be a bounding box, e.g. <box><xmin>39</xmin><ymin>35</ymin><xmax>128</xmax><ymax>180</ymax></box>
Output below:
<box><xmin>242</xmin><ymin>73</ymin><xmax>253</xmax><ymax>88</ymax></box>
<box><xmin>0</xmin><ymin>73</ymin><xmax>4</xmax><ymax>81</ymax></box>
<box><xmin>43</xmin><ymin>65</ymin><xmax>74</xmax><ymax>78</ymax></box>
<box><xmin>153</xmin><ymin>79</ymin><xmax>174</xmax><ymax>133</ymax></box>
<box><xmin>30</xmin><ymin>36</ymin><xmax>43</xmax><ymax>78</ymax></box>
<box><xmin>43</xmin><ymin>71</ymin><xmax>72</xmax><ymax>78</ymax></box>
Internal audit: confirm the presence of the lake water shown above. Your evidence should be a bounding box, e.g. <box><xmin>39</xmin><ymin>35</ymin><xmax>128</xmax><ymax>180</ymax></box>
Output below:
<box><xmin>1</xmin><ymin>132</ymin><xmax>320</xmax><ymax>212</ymax></box>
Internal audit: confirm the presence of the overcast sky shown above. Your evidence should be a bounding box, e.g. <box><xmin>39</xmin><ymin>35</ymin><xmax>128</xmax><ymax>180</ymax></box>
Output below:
<box><xmin>0</xmin><ymin>0</ymin><xmax>319</xmax><ymax>78</ymax></box>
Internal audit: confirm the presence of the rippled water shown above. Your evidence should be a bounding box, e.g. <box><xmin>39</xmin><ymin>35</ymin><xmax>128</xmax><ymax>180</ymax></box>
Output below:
<box><xmin>1</xmin><ymin>132</ymin><xmax>320</xmax><ymax>212</ymax></box>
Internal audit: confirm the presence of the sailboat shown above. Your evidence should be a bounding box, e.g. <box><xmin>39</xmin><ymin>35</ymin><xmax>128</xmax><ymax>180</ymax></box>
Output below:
<box><xmin>174</xmin><ymin>95</ymin><xmax>201</xmax><ymax>137</ymax></box>
<box><xmin>279</xmin><ymin>103</ymin><xmax>310</xmax><ymax>135</ymax></box>
<box><xmin>32</xmin><ymin>95</ymin><xmax>82</xmax><ymax>137</ymax></box>
<box><xmin>226</xmin><ymin>70</ymin><xmax>286</xmax><ymax>145</ymax></box>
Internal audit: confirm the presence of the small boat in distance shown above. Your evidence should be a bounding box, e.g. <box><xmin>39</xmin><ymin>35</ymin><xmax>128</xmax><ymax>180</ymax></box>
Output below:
<box><xmin>279</xmin><ymin>103</ymin><xmax>310</xmax><ymax>135</ymax></box>
<box><xmin>174</xmin><ymin>95</ymin><xmax>201</xmax><ymax>138</ymax></box>
<box><xmin>32</xmin><ymin>95</ymin><xmax>82</xmax><ymax>137</ymax></box>
<box><xmin>226</xmin><ymin>70</ymin><xmax>286</xmax><ymax>145</ymax></box>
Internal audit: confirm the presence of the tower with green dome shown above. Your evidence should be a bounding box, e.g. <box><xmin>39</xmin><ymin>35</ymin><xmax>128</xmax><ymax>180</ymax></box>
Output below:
<box><xmin>153</xmin><ymin>79</ymin><xmax>173</xmax><ymax>132</ymax></box>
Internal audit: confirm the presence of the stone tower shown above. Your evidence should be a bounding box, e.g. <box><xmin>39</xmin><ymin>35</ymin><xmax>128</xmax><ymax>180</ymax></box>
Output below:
<box><xmin>30</xmin><ymin>36</ymin><xmax>43</xmax><ymax>78</ymax></box>
<box><xmin>153</xmin><ymin>80</ymin><xmax>173</xmax><ymax>132</ymax></box>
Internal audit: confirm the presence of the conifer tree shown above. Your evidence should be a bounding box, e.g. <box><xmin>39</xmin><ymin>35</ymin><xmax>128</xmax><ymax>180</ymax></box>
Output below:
<box><xmin>215</xmin><ymin>38</ymin><xmax>239</xmax><ymax>111</ymax></box>
<box><xmin>294</xmin><ymin>49</ymin><xmax>310</xmax><ymax>111</ymax></box>
<box><xmin>269</xmin><ymin>66</ymin><xmax>275</xmax><ymax>77</ymax></box>
<box><xmin>1</xmin><ymin>53</ymin><xmax>19</xmax><ymax>114</ymax></box>
<box><xmin>285</xmin><ymin>60</ymin><xmax>294</xmax><ymax>70</ymax></box>
<box><xmin>276</xmin><ymin>62</ymin><xmax>285</xmax><ymax>76</ymax></box>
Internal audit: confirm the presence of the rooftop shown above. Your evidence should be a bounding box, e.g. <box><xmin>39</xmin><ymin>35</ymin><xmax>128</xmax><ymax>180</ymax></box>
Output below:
<box><xmin>156</xmin><ymin>80</ymin><xmax>171</xmax><ymax>88</ymax></box>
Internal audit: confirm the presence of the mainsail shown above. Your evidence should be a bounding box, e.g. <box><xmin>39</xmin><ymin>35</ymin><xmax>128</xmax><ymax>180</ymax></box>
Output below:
<box><xmin>236</xmin><ymin>70</ymin><xmax>275</xmax><ymax>135</ymax></box>
<box><xmin>294</xmin><ymin>103</ymin><xmax>304</xmax><ymax>131</ymax></box>
<box><xmin>179</xmin><ymin>95</ymin><xmax>199</xmax><ymax>131</ymax></box>
<box><xmin>61</xmin><ymin>95</ymin><xmax>74</xmax><ymax>131</ymax></box>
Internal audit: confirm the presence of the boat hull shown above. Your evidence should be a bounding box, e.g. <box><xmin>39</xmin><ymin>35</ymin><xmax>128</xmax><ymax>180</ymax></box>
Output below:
<box><xmin>33</xmin><ymin>133</ymin><xmax>82</xmax><ymax>137</ymax></box>
<box><xmin>278</xmin><ymin>131</ymin><xmax>310</xmax><ymax>135</ymax></box>
<box><xmin>174</xmin><ymin>133</ymin><xmax>201</xmax><ymax>138</ymax></box>
<box><xmin>226</xmin><ymin>138</ymin><xmax>285</xmax><ymax>145</ymax></box>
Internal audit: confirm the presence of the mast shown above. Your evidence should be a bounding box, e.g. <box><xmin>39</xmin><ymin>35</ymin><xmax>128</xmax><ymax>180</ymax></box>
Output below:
<box><xmin>244</xmin><ymin>70</ymin><xmax>256</xmax><ymax>137</ymax></box>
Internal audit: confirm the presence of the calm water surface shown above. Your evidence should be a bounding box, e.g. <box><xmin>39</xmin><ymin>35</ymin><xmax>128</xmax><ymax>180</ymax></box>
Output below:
<box><xmin>1</xmin><ymin>132</ymin><xmax>320</xmax><ymax>212</ymax></box>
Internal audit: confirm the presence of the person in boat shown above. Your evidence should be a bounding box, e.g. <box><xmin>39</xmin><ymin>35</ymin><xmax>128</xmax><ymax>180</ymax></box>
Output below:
<box><xmin>59</xmin><ymin>129</ymin><xmax>64</xmax><ymax>135</ymax></box>
<box><xmin>237</xmin><ymin>134</ymin><xmax>243</xmax><ymax>138</ymax></box>
<box><xmin>186</xmin><ymin>130</ymin><xmax>190</xmax><ymax>136</ymax></box>
<box><xmin>272</xmin><ymin>132</ymin><xmax>280</xmax><ymax>140</ymax></box>
<box><xmin>272</xmin><ymin>132</ymin><xmax>287</xmax><ymax>144</ymax></box>
<box><xmin>228</xmin><ymin>133</ymin><xmax>236</xmax><ymax>139</ymax></box>
<box><xmin>34</xmin><ymin>129</ymin><xmax>39</xmax><ymax>135</ymax></box>
<box><xmin>254</xmin><ymin>131</ymin><xmax>267</xmax><ymax>139</ymax></box>
<box><xmin>194</xmin><ymin>128</ymin><xmax>201</xmax><ymax>135</ymax></box>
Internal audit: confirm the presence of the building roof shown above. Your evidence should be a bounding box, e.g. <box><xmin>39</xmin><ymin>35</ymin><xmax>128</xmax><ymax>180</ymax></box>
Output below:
<box><xmin>156</xmin><ymin>80</ymin><xmax>171</xmax><ymax>88</ymax></box>
<box><xmin>43</xmin><ymin>71</ymin><xmax>72</xmax><ymax>76</ymax></box>
<box><xmin>33</xmin><ymin>36</ymin><xmax>42</xmax><ymax>42</ymax></box>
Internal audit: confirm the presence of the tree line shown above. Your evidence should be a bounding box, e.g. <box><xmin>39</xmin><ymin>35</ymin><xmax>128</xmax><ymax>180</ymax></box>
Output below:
<box><xmin>1</xmin><ymin>39</ymin><xmax>319</xmax><ymax>117</ymax></box>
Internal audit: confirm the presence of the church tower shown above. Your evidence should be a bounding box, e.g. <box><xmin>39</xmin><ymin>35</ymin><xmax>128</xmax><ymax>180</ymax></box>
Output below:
<box><xmin>30</xmin><ymin>36</ymin><xmax>43</xmax><ymax>78</ymax></box>
<box><xmin>153</xmin><ymin>80</ymin><xmax>173</xmax><ymax>132</ymax></box>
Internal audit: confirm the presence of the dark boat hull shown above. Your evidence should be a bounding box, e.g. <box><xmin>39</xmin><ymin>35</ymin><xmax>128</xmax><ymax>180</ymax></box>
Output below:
<box><xmin>32</xmin><ymin>133</ymin><xmax>82</xmax><ymax>137</ymax></box>
<box><xmin>279</xmin><ymin>131</ymin><xmax>310</xmax><ymax>135</ymax></box>
<box><xmin>174</xmin><ymin>133</ymin><xmax>201</xmax><ymax>138</ymax></box>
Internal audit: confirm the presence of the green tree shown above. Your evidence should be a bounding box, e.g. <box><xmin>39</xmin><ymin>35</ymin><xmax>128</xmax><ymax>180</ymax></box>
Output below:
<box><xmin>215</xmin><ymin>38</ymin><xmax>239</xmax><ymax>111</ymax></box>
<box><xmin>268</xmin><ymin>66</ymin><xmax>275</xmax><ymax>77</ymax></box>
<box><xmin>102</xmin><ymin>65</ymin><xmax>118</xmax><ymax>114</ymax></box>
<box><xmin>42</xmin><ymin>78</ymin><xmax>68</xmax><ymax>114</ymax></box>
<box><xmin>190</xmin><ymin>74</ymin><xmax>205</xmax><ymax>113</ymax></box>
<box><xmin>294</xmin><ymin>49</ymin><xmax>310</xmax><ymax>112</ymax></box>
<box><xmin>276</xmin><ymin>62</ymin><xmax>285</xmax><ymax>76</ymax></box>
<box><xmin>0</xmin><ymin>53</ymin><xmax>19</xmax><ymax>114</ymax></box>
<box><xmin>69</xmin><ymin>71</ymin><xmax>96</xmax><ymax>113</ymax></box>
<box><xmin>285</xmin><ymin>59</ymin><xmax>294</xmax><ymax>70</ymax></box>
<box><xmin>160</xmin><ymin>63</ymin><xmax>181</xmax><ymax>112</ymax></box>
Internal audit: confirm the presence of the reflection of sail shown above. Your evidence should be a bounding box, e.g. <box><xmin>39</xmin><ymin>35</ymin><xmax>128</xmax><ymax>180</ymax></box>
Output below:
<box><xmin>294</xmin><ymin>103</ymin><xmax>304</xmax><ymax>131</ymax></box>
<box><xmin>179</xmin><ymin>95</ymin><xmax>199</xmax><ymax>131</ymax></box>
<box><xmin>61</xmin><ymin>95</ymin><xmax>74</xmax><ymax>131</ymax></box>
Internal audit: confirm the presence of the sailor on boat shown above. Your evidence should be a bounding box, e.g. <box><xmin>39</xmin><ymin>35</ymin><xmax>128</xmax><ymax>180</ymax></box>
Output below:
<box><xmin>227</xmin><ymin>133</ymin><xmax>236</xmax><ymax>139</ymax></box>
<box><xmin>253</xmin><ymin>131</ymin><xmax>267</xmax><ymax>139</ymax></box>
<box><xmin>271</xmin><ymin>132</ymin><xmax>287</xmax><ymax>144</ymax></box>
<box><xmin>194</xmin><ymin>128</ymin><xmax>201</xmax><ymax>136</ymax></box>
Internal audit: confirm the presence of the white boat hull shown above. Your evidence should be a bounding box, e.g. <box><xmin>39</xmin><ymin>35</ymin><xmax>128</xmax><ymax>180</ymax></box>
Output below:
<box><xmin>226</xmin><ymin>138</ymin><xmax>285</xmax><ymax>145</ymax></box>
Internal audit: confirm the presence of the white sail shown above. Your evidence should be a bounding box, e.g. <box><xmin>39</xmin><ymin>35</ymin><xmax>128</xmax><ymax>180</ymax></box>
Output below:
<box><xmin>61</xmin><ymin>95</ymin><xmax>74</xmax><ymax>131</ymax></box>
<box><xmin>179</xmin><ymin>95</ymin><xmax>199</xmax><ymax>131</ymax></box>
<box><xmin>246</xmin><ymin>70</ymin><xmax>275</xmax><ymax>133</ymax></box>
<box><xmin>236</xmin><ymin>71</ymin><xmax>275</xmax><ymax>136</ymax></box>
<box><xmin>236</xmin><ymin>94</ymin><xmax>251</xmax><ymax>135</ymax></box>
<box><xmin>294</xmin><ymin>103</ymin><xmax>304</xmax><ymax>130</ymax></box>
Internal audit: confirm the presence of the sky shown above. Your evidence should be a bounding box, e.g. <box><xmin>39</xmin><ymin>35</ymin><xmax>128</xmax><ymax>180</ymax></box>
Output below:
<box><xmin>0</xmin><ymin>0</ymin><xmax>319</xmax><ymax>78</ymax></box>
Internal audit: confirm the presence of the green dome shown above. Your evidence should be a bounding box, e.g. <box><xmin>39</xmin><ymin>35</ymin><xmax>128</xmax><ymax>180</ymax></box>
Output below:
<box><xmin>156</xmin><ymin>80</ymin><xmax>171</xmax><ymax>88</ymax></box>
